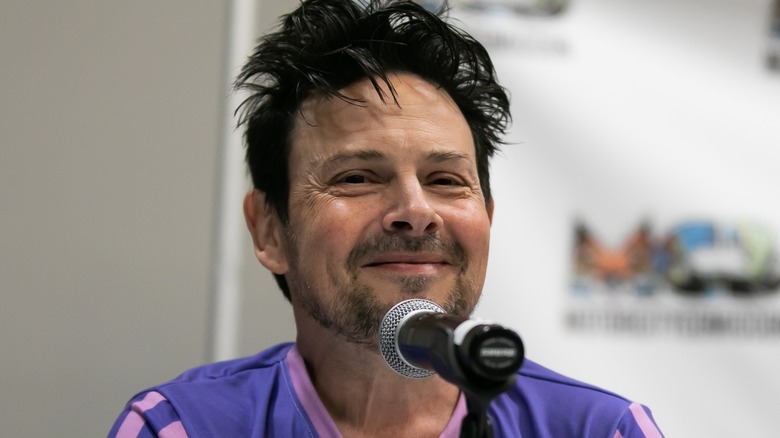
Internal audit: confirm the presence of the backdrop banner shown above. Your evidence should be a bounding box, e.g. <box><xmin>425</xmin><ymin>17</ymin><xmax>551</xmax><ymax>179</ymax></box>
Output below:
<box><xmin>449</xmin><ymin>1</ymin><xmax>780</xmax><ymax>437</ymax></box>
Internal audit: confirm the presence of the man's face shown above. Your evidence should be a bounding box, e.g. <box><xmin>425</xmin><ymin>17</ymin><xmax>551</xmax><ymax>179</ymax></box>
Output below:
<box><xmin>277</xmin><ymin>73</ymin><xmax>492</xmax><ymax>347</ymax></box>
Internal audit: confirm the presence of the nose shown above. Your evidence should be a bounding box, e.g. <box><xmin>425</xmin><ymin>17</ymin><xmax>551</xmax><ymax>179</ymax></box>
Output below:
<box><xmin>381</xmin><ymin>178</ymin><xmax>443</xmax><ymax>236</ymax></box>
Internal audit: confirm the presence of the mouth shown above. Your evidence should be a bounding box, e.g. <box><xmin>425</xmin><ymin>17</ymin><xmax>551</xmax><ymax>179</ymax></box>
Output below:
<box><xmin>364</xmin><ymin>253</ymin><xmax>450</xmax><ymax>266</ymax></box>
<box><xmin>363</xmin><ymin>254</ymin><xmax>451</xmax><ymax>275</ymax></box>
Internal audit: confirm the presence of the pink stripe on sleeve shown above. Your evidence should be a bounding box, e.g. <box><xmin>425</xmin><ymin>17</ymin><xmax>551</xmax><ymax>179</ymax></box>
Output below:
<box><xmin>114</xmin><ymin>392</ymin><xmax>167</xmax><ymax>438</ymax></box>
<box><xmin>628</xmin><ymin>403</ymin><xmax>662</xmax><ymax>438</ymax></box>
<box><xmin>158</xmin><ymin>420</ymin><xmax>189</xmax><ymax>438</ymax></box>
<box><xmin>133</xmin><ymin>391</ymin><xmax>167</xmax><ymax>413</ymax></box>
<box><xmin>114</xmin><ymin>410</ymin><xmax>145</xmax><ymax>438</ymax></box>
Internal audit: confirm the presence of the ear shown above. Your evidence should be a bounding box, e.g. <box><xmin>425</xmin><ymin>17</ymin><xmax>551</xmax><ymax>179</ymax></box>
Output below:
<box><xmin>243</xmin><ymin>190</ymin><xmax>289</xmax><ymax>275</ymax></box>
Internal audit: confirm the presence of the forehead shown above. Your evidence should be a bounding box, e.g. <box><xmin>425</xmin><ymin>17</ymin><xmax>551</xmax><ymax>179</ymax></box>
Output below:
<box><xmin>298</xmin><ymin>73</ymin><xmax>459</xmax><ymax>121</ymax></box>
<box><xmin>290</xmin><ymin>73</ymin><xmax>474</xmax><ymax>160</ymax></box>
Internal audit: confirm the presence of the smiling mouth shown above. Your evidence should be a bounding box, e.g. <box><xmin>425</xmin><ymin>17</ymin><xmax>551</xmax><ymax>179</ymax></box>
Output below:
<box><xmin>364</xmin><ymin>256</ymin><xmax>450</xmax><ymax>268</ymax></box>
<box><xmin>362</xmin><ymin>258</ymin><xmax>451</xmax><ymax>277</ymax></box>
<box><xmin>366</xmin><ymin>260</ymin><xmax>448</xmax><ymax>266</ymax></box>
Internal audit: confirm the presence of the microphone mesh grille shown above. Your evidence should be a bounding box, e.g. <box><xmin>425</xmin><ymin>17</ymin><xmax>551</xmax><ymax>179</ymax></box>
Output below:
<box><xmin>378</xmin><ymin>299</ymin><xmax>444</xmax><ymax>379</ymax></box>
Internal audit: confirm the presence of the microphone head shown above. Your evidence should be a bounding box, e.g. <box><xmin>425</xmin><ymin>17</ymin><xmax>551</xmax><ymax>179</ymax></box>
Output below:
<box><xmin>379</xmin><ymin>298</ymin><xmax>444</xmax><ymax>379</ymax></box>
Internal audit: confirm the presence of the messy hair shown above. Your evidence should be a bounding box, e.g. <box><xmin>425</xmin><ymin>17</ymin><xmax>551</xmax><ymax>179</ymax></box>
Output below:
<box><xmin>235</xmin><ymin>0</ymin><xmax>510</xmax><ymax>300</ymax></box>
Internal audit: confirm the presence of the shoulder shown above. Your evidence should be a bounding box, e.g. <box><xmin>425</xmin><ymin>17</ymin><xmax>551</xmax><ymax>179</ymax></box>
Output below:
<box><xmin>108</xmin><ymin>391</ymin><xmax>187</xmax><ymax>438</ymax></box>
<box><xmin>150</xmin><ymin>342</ymin><xmax>293</xmax><ymax>412</ymax></box>
<box><xmin>109</xmin><ymin>343</ymin><xmax>315</xmax><ymax>437</ymax></box>
<box><xmin>162</xmin><ymin>342</ymin><xmax>293</xmax><ymax>387</ymax></box>
<box><xmin>515</xmin><ymin>359</ymin><xmax>631</xmax><ymax>406</ymax></box>
<box><xmin>490</xmin><ymin>359</ymin><xmax>664</xmax><ymax>437</ymax></box>
<box><xmin>158</xmin><ymin>343</ymin><xmax>300</xmax><ymax>434</ymax></box>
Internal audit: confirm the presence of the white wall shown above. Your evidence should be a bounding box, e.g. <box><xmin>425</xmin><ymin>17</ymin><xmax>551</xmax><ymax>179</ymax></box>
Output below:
<box><xmin>0</xmin><ymin>2</ymin><xmax>292</xmax><ymax>436</ymax></box>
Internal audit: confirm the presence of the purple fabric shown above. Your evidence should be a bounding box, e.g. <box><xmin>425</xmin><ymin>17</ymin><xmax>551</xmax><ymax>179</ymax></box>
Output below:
<box><xmin>108</xmin><ymin>342</ymin><xmax>663</xmax><ymax>437</ymax></box>
<box><xmin>109</xmin><ymin>392</ymin><xmax>188</xmax><ymax>438</ymax></box>
<box><xmin>490</xmin><ymin>360</ymin><xmax>664</xmax><ymax>437</ymax></box>
<box><xmin>284</xmin><ymin>345</ymin><xmax>468</xmax><ymax>436</ymax></box>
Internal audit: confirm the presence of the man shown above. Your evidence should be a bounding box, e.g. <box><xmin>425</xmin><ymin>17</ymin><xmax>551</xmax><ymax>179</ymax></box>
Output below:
<box><xmin>109</xmin><ymin>0</ymin><xmax>664</xmax><ymax>436</ymax></box>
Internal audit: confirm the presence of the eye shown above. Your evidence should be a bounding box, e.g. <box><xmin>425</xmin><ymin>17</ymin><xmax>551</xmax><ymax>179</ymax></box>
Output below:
<box><xmin>342</xmin><ymin>174</ymin><xmax>367</xmax><ymax>184</ymax></box>
<box><xmin>431</xmin><ymin>177</ymin><xmax>456</xmax><ymax>186</ymax></box>
<box><xmin>428</xmin><ymin>172</ymin><xmax>466</xmax><ymax>187</ymax></box>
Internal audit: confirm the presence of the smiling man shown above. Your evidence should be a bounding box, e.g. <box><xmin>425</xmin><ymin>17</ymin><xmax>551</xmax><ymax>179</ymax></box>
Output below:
<box><xmin>244</xmin><ymin>72</ymin><xmax>490</xmax><ymax>437</ymax></box>
<box><xmin>109</xmin><ymin>1</ymin><xmax>663</xmax><ymax>437</ymax></box>
<box><xmin>256</xmin><ymin>74</ymin><xmax>489</xmax><ymax>345</ymax></box>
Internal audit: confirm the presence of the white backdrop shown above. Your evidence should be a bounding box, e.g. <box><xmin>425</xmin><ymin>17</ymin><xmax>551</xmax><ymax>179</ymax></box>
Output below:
<box><xmin>452</xmin><ymin>0</ymin><xmax>780</xmax><ymax>437</ymax></box>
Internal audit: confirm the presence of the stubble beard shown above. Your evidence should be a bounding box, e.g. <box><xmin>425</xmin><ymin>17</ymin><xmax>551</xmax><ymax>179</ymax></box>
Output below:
<box><xmin>289</xmin><ymin>232</ymin><xmax>478</xmax><ymax>351</ymax></box>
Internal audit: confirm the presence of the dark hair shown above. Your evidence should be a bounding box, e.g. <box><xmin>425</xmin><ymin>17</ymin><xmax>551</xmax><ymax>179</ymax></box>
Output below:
<box><xmin>235</xmin><ymin>0</ymin><xmax>510</xmax><ymax>300</ymax></box>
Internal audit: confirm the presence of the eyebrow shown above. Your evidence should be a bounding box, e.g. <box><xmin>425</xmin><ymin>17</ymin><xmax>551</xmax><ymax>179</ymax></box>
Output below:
<box><xmin>317</xmin><ymin>150</ymin><xmax>386</xmax><ymax>172</ymax></box>
<box><xmin>316</xmin><ymin>149</ymin><xmax>472</xmax><ymax>172</ymax></box>
<box><xmin>426</xmin><ymin>151</ymin><xmax>471</xmax><ymax>163</ymax></box>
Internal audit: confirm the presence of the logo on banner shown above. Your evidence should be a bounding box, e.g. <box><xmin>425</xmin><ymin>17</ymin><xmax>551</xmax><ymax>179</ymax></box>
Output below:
<box><xmin>573</xmin><ymin>221</ymin><xmax>780</xmax><ymax>296</ymax></box>
<box><xmin>451</xmin><ymin>0</ymin><xmax>570</xmax><ymax>16</ymax></box>
<box><xmin>567</xmin><ymin>220</ymin><xmax>780</xmax><ymax>336</ymax></box>
<box><xmin>443</xmin><ymin>0</ymin><xmax>573</xmax><ymax>54</ymax></box>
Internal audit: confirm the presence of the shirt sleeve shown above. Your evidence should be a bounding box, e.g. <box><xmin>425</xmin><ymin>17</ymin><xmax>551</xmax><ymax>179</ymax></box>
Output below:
<box><xmin>612</xmin><ymin>402</ymin><xmax>664</xmax><ymax>438</ymax></box>
<box><xmin>107</xmin><ymin>391</ymin><xmax>189</xmax><ymax>438</ymax></box>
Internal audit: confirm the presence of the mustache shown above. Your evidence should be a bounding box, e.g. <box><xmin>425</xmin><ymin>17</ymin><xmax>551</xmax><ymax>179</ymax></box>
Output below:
<box><xmin>346</xmin><ymin>233</ymin><xmax>468</xmax><ymax>272</ymax></box>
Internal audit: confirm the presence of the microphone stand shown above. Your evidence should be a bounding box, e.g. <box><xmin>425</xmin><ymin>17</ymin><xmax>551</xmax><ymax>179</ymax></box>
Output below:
<box><xmin>437</xmin><ymin>319</ymin><xmax>523</xmax><ymax>438</ymax></box>
<box><xmin>460</xmin><ymin>393</ymin><xmax>493</xmax><ymax>438</ymax></box>
<box><xmin>420</xmin><ymin>317</ymin><xmax>523</xmax><ymax>438</ymax></box>
<box><xmin>384</xmin><ymin>306</ymin><xmax>524</xmax><ymax>438</ymax></box>
<box><xmin>457</xmin><ymin>375</ymin><xmax>514</xmax><ymax>438</ymax></box>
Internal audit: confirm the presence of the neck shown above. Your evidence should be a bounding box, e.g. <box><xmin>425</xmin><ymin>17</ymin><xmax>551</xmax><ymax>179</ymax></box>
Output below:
<box><xmin>295</xmin><ymin>314</ymin><xmax>461</xmax><ymax>437</ymax></box>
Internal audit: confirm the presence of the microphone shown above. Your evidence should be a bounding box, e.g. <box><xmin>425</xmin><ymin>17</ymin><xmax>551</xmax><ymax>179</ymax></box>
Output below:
<box><xmin>378</xmin><ymin>299</ymin><xmax>524</xmax><ymax>393</ymax></box>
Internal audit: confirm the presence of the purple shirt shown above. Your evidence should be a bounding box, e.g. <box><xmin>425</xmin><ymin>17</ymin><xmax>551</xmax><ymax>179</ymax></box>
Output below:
<box><xmin>108</xmin><ymin>343</ymin><xmax>663</xmax><ymax>437</ymax></box>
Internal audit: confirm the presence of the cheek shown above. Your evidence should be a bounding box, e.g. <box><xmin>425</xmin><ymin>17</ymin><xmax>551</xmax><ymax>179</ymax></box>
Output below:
<box><xmin>290</xmin><ymin>198</ymin><xmax>375</xmax><ymax>261</ymax></box>
<box><xmin>450</xmin><ymin>205</ymin><xmax>492</xmax><ymax>250</ymax></box>
<box><xmin>450</xmin><ymin>207</ymin><xmax>492</xmax><ymax>282</ymax></box>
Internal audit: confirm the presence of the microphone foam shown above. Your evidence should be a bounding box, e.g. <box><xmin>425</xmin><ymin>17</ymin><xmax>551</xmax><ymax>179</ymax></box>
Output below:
<box><xmin>378</xmin><ymin>298</ymin><xmax>444</xmax><ymax>379</ymax></box>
